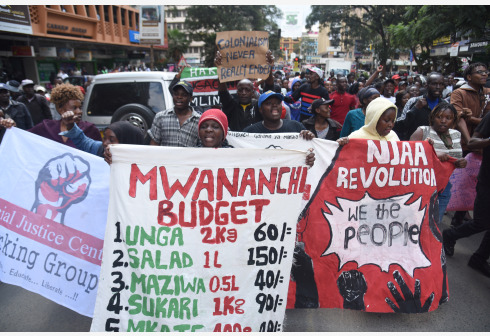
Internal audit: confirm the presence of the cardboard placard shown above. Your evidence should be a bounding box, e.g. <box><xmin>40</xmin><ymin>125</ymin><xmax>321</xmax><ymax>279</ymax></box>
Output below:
<box><xmin>216</xmin><ymin>31</ymin><xmax>269</xmax><ymax>83</ymax></box>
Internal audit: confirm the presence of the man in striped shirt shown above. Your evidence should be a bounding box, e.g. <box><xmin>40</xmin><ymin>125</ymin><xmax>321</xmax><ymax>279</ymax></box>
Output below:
<box><xmin>285</xmin><ymin>67</ymin><xmax>330</xmax><ymax>122</ymax></box>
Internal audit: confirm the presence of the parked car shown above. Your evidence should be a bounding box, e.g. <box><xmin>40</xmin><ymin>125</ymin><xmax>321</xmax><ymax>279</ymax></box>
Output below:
<box><xmin>82</xmin><ymin>71</ymin><xmax>177</xmax><ymax>133</ymax></box>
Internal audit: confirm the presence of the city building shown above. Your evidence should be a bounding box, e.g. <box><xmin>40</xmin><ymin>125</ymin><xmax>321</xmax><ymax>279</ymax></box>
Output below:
<box><xmin>164</xmin><ymin>5</ymin><xmax>205</xmax><ymax>66</ymax></box>
<box><xmin>0</xmin><ymin>5</ymin><xmax>166</xmax><ymax>84</ymax></box>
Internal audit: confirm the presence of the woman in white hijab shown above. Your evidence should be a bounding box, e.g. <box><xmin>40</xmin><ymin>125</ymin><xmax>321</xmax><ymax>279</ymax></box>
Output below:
<box><xmin>338</xmin><ymin>97</ymin><xmax>399</xmax><ymax>144</ymax></box>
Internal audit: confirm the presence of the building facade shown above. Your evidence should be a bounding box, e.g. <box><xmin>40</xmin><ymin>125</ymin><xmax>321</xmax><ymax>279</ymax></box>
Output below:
<box><xmin>0</xmin><ymin>5</ymin><xmax>166</xmax><ymax>84</ymax></box>
<box><xmin>164</xmin><ymin>5</ymin><xmax>205</xmax><ymax>66</ymax></box>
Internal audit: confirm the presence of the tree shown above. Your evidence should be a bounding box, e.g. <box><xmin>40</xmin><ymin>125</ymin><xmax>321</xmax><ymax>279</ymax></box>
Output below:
<box><xmin>389</xmin><ymin>5</ymin><xmax>490</xmax><ymax>73</ymax></box>
<box><xmin>306</xmin><ymin>6</ymin><xmax>407</xmax><ymax>74</ymax></box>
<box><xmin>185</xmin><ymin>5</ymin><xmax>282</xmax><ymax>67</ymax></box>
<box><xmin>167</xmin><ymin>29</ymin><xmax>190</xmax><ymax>64</ymax></box>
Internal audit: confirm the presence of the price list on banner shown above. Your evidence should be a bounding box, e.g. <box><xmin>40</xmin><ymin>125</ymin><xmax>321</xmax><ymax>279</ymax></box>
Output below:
<box><xmin>90</xmin><ymin>145</ymin><xmax>307</xmax><ymax>332</ymax></box>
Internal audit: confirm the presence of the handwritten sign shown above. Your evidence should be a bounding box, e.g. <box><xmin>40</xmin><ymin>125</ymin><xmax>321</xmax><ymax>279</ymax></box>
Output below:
<box><xmin>227</xmin><ymin>134</ymin><xmax>455</xmax><ymax>313</ymax></box>
<box><xmin>216</xmin><ymin>31</ymin><xmax>269</xmax><ymax>83</ymax></box>
<box><xmin>90</xmin><ymin>145</ymin><xmax>307</xmax><ymax>332</ymax></box>
<box><xmin>181</xmin><ymin>67</ymin><xmax>237</xmax><ymax>107</ymax></box>
<box><xmin>0</xmin><ymin>128</ymin><xmax>109</xmax><ymax>317</ymax></box>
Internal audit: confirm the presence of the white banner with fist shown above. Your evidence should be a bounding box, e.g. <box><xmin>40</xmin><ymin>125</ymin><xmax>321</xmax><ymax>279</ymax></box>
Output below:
<box><xmin>0</xmin><ymin>128</ymin><xmax>110</xmax><ymax>317</ymax></box>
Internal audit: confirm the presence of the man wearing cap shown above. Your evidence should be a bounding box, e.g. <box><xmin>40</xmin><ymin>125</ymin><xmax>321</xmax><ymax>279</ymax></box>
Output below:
<box><xmin>285</xmin><ymin>66</ymin><xmax>330</xmax><ymax>122</ymax></box>
<box><xmin>302</xmin><ymin>98</ymin><xmax>340</xmax><ymax>141</ymax></box>
<box><xmin>148</xmin><ymin>80</ymin><xmax>201</xmax><ymax>147</ymax></box>
<box><xmin>243</xmin><ymin>91</ymin><xmax>310</xmax><ymax>134</ymax></box>
<box><xmin>330</xmin><ymin>77</ymin><xmax>356</xmax><ymax>125</ymax></box>
<box><xmin>214</xmin><ymin>50</ymin><xmax>275</xmax><ymax>131</ymax></box>
<box><xmin>17</xmin><ymin>79</ymin><xmax>52</xmax><ymax>126</ymax></box>
<box><xmin>0</xmin><ymin>82</ymin><xmax>33</xmax><ymax>130</ymax></box>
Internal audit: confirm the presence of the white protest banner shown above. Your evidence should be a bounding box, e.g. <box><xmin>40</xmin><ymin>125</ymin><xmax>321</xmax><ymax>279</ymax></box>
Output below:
<box><xmin>216</xmin><ymin>31</ymin><xmax>269</xmax><ymax>83</ymax></box>
<box><xmin>90</xmin><ymin>145</ymin><xmax>307</xmax><ymax>332</ymax></box>
<box><xmin>0</xmin><ymin>128</ymin><xmax>110</xmax><ymax>317</ymax></box>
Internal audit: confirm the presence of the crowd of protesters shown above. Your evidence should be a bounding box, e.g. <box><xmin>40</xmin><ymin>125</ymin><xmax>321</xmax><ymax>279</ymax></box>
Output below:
<box><xmin>0</xmin><ymin>54</ymin><xmax>489</xmax><ymax>278</ymax></box>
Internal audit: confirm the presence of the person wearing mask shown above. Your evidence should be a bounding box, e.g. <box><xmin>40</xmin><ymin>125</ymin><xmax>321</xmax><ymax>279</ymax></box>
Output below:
<box><xmin>28</xmin><ymin>83</ymin><xmax>101</xmax><ymax>147</ymax></box>
<box><xmin>17</xmin><ymin>79</ymin><xmax>52</xmax><ymax>125</ymax></box>
<box><xmin>340</xmin><ymin>87</ymin><xmax>380</xmax><ymax>138</ymax></box>
<box><xmin>330</xmin><ymin>77</ymin><xmax>356</xmax><ymax>125</ymax></box>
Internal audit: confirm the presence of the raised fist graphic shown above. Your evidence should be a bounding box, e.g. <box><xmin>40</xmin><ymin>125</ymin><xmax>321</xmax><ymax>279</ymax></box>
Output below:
<box><xmin>32</xmin><ymin>153</ymin><xmax>91</xmax><ymax>223</ymax></box>
<box><xmin>337</xmin><ymin>270</ymin><xmax>368</xmax><ymax>310</ymax></box>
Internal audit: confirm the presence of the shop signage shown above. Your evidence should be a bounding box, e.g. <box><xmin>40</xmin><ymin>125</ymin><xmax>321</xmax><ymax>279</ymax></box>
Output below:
<box><xmin>139</xmin><ymin>5</ymin><xmax>165</xmax><ymax>45</ymax></box>
<box><xmin>0</xmin><ymin>5</ymin><xmax>32</xmax><ymax>34</ymax></box>
<box><xmin>468</xmin><ymin>41</ymin><xmax>489</xmax><ymax>53</ymax></box>
<box><xmin>76</xmin><ymin>50</ymin><xmax>92</xmax><ymax>61</ymax></box>
<box><xmin>432</xmin><ymin>36</ymin><xmax>451</xmax><ymax>46</ymax></box>
<box><xmin>129</xmin><ymin>30</ymin><xmax>140</xmax><ymax>43</ymax></box>
<box><xmin>11</xmin><ymin>45</ymin><xmax>35</xmax><ymax>57</ymax></box>
<box><xmin>57</xmin><ymin>48</ymin><xmax>75</xmax><ymax>59</ymax></box>
<box><xmin>39</xmin><ymin>47</ymin><xmax>57</xmax><ymax>58</ymax></box>
<box><xmin>47</xmin><ymin>23</ymin><xmax>88</xmax><ymax>35</ymax></box>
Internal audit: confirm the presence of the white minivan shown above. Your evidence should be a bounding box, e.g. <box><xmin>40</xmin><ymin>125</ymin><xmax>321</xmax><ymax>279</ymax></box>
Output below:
<box><xmin>82</xmin><ymin>71</ymin><xmax>177</xmax><ymax>133</ymax></box>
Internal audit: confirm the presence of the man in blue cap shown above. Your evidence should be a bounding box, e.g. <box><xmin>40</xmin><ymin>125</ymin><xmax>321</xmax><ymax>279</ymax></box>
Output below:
<box><xmin>244</xmin><ymin>90</ymin><xmax>312</xmax><ymax>134</ymax></box>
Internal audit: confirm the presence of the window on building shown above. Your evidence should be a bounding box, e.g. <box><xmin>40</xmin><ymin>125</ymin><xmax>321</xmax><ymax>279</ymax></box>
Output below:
<box><xmin>112</xmin><ymin>6</ymin><xmax>118</xmax><ymax>24</ymax></box>
<box><xmin>128</xmin><ymin>11</ymin><xmax>133</xmax><ymax>27</ymax></box>
<box><xmin>103</xmin><ymin>5</ymin><xmax>110</xmax><ymax>21</ymax></box>
<box><xmin>121</xmin><ymin>8</ymin><xmax>126</xmax><ymax>25</ymax></box>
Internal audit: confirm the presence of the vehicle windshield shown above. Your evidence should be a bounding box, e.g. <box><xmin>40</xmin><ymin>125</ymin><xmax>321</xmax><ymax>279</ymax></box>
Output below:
<box><xmin>86</xmin><ymin>82</ymin><xmax>165</xmax><ymax>116</ymax></box>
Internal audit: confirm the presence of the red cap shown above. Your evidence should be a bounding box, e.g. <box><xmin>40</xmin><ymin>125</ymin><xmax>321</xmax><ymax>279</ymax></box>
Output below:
<box><xmin>198</xmin><ymin>109</ymin><xmax>228</xmax><ymax>139</ymax></box>
<box><xmin>392</xmin><ymin>74</ymin><xmax>401</xmax><ymax>80</ymax></box>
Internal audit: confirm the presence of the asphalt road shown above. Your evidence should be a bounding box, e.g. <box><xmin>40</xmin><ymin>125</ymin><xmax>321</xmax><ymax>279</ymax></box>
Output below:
<box><xmin>1</xmin><ymin>212</ymin><xmax>489</xmax><ymax>332</ymax></box>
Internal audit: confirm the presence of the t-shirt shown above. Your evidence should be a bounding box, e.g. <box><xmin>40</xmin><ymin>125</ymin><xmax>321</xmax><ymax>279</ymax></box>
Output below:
<box><xmin>243</xmin><ymin>120</ymin><xmax>306</xmax><ymax>133</ymax></box>
<box><xmin>291</xmin><ymin>83</ymin><xmax>330</xmax><ymax>120</ymax></box>
<box><xmin>330</xmin><ymin>91</ymin><xmax>357</xmax><ymax>125</ymax></box>
<box><xmin>474</xmin><ymin>111</ymin><xmax>490</xmax><ymax>185</ymax></box>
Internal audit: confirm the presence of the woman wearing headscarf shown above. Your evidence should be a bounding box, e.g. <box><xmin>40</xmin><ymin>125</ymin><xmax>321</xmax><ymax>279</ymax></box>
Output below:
<box><xmin>339</xmin><ymin>87</ymin><xmax>380</xmax><ymax>138</ymax></box>
<box><xmin>338</xmin><ymin>97</ymin><xmax>399</xmax><ymax>144</ymax></box>
<box><xmin>196</xmin><ymin>108</ymin><xmax>233</xmax><ymax>148</ymax></box>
